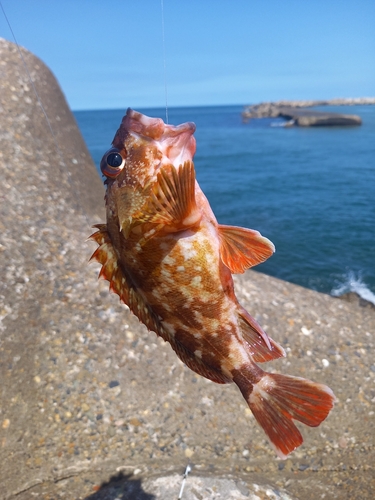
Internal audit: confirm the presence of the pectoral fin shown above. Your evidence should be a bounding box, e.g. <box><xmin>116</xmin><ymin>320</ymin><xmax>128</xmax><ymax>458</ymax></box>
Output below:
<box><xmin>134</xmin><ymin>161</ymin><xmax>201</xmax><ymax>235</ymax></box>
<box><xmin>218</xmin><ymin>224</ymin><xmax>275</xmax><ymax>274</ymax></box>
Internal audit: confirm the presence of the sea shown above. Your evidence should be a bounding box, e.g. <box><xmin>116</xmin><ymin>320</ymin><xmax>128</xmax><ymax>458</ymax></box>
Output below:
<box><xmin>74</xmin><ymin>105</ymin><xmax>375</xmax><ymax>304</ymax></box>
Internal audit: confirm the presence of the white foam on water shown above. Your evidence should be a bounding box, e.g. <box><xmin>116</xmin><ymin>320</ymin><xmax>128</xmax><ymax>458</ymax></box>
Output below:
<box><xmin>331</xmin><ymin>270</ymin><xmax>375</xmax><ymax>305</ymax></box>
<box><xmin>270</xmin><ymin>119</ymin><xmax>295</xmax><ymax>127</ymax></box>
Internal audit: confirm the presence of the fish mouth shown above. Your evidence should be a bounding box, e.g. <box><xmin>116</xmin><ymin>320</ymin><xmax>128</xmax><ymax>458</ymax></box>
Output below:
<box><xmin>113</xmin><ymin>108</ymin><xmax>197</xmax><ymax>168</ymax></box>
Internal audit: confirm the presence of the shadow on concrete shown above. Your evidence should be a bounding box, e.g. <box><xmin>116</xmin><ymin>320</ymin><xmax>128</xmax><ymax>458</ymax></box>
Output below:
<box><xmin>85</xmin><ymin>472</ymin><xmax>156</xmax><ymax>500</ymax></box>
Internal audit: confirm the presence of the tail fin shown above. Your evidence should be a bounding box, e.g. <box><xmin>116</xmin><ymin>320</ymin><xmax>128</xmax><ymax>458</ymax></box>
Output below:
<box><xmin>238</xmin><ymin>372</ymin><xmax>335</xmax><ymax>458</ymax></box>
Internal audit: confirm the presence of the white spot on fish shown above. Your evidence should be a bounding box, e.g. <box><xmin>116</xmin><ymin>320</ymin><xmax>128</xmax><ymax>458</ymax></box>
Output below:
<box><xmin>179</xmin><ymin>239</ymin><xmax>197</xmax><ymax>260</ymax></box>
<box><xmin>163</xmin><ymin>255</ymin><xmax>175</xmax><ymax>265</ymax></box>
<box><xmin>191</xmin><ymin>276</ymin><xmax>202</xmax><ymax>287</ymax></box>
<box><xmin>195</xmin><ymin>350</ymin><xmax>202</xmax><ymax>358</ymax></box>
<box><xmin>152</xmin><ymin>289</ymin><xmax>162</xmax><ymax>299</ymax></box>
<box><xmin>219</xmin><ymin>361</ymin><xmax>232</xmax><ymax>379</ymax></box>
<box><xmin>193</xmin><ymin>309</ymin><xmax>204</xmax><ymax>322</ymax></box>
<box><xmin>177</xmin><ymin>266</ymin><xmax>185</xmax><ymax>272</ymax></box>
<box><xmin>198</xmin><ymin>292</ymin><xmax>211</xmax><ymax>302</ymax></box>
<box><xmin>211</xmin><ymin>319</ymin><xmax>219</xmax><ymax>330</ymax></box>
<box><xmin>227</xmin><ymin>338</ymin><xmax>250</xmax><ymax>370</ymax></box>
<box><xmin>193</xmin><ymin>332</ymin><xmax>202</xmax><ymax>339</ymax></box>
<box><xmin>161</xmin><ymin>321</ymin><xmax>176</xmax><ymax>335</ymax></box>
<box><xmin>161</xmin><ymin>268</ymin><xmax>171</xmax><ymax>278</ymax></box>
<box><xmin>182</xmin><ymin>297</ymin><xmax>194</xmax><ymax>308</ymax></box>
<box><xmin>208</xmin><ymin>254</ymin><xmax>218</xmax><ymax>268</ymax></box>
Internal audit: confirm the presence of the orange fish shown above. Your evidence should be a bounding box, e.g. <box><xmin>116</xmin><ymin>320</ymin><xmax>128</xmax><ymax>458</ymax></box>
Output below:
<box><xmin>90</xmin><ymin>109</ymin><xmax>335</xmax><ymax>458</ymax></box>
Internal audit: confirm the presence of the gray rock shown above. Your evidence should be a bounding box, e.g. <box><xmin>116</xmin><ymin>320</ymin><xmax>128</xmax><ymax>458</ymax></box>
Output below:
<box><xmin>242</xmin><ymin>101</ymin><xmax>365</xmax><ymax>126</ymax></box>
<box><xmin>278</xmin><ymin>108</ymin><xmax>362</xmax><ymax>127</ymax></box>
<box><xmin>1</xmin><ymin>38</ymin><xmax>375</xmax><ymax>499</ymax></box>
<box><xmin>82</xmin><ymin>471</ymin><xmax>295</xmax><ymax>500</ymax></box>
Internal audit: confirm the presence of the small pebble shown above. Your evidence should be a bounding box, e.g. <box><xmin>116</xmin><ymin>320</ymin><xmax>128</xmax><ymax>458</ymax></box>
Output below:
<box><xmin>2</xmin><ymin>419</ymin><xmax>10</xmax><ymax>429</ymax></box>
<box><xmin>184</xmin><ymin>448</ymin><xmax>194</xmax><ymax>458</ymax></box>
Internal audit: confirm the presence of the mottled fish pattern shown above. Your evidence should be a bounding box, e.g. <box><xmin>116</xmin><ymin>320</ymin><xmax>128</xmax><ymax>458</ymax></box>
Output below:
<box><xmin>90</xmin><ymin>109</ymin><xmax>335</xmax><ymax>458</ymax></box>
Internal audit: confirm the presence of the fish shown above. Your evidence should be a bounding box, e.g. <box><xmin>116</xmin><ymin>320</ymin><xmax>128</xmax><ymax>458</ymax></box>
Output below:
<box><xmin>90</xmin><ymin>108</ymin><xmax>335</xmax><ymax>458</ymax></box>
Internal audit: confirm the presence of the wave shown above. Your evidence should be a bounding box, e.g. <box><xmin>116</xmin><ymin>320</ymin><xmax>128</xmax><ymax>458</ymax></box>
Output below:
<box><xmin>331</xmin><ymin>270</ymin><xmax>375</xmax><ymax>305</ymax></box>
<box><xmin>270</xmin><ymin>119</ymin><xmax>295</xmax><ymax>127</ymax></box>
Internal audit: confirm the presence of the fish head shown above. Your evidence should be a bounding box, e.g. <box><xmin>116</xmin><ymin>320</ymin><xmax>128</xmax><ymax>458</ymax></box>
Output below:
<box><xmin>100</xmin><ymin>108</ymin><xmax>196</xmax><ymax>186</ymax></box>
<box><xmin>100</xmin><ymin>108</ymin><xmax>196</xmax><ymax>234</ymax></box>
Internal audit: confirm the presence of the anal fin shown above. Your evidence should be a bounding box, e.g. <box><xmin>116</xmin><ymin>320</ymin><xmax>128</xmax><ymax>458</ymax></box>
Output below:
<box><xmin>238</xmin><ymin>307</ymin><xmax>285</xmax><ymax>362</ymax></box>
<box><xmin>218</xmin><ymin>224</ymin><xmax>275</xmax><ymax>274</ymax></box>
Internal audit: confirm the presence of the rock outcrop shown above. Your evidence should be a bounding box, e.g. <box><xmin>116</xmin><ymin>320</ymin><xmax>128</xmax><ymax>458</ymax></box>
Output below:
<box><xmin>241</xmin><ymin>99</ymin><xmax>373</xmax><ymax>126</ymax></box>
<box><xmin>1</xmin><ymin>38</ymin><xmax>375</xmax><ymax>499</ymax></box>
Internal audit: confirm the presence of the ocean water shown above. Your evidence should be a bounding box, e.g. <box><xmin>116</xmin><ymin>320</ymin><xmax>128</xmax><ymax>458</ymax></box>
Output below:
<box><xmin>74</xmin><ymin>105</ymin><xmax>375</xmax><ymax>303</ymax></box>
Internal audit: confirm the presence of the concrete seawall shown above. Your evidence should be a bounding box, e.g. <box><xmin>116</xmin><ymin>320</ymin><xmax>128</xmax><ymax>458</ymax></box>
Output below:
<box><xmin>1</xmin><ymin>39</ymin><xmax>374</xmax><ymax>499</ymax></box>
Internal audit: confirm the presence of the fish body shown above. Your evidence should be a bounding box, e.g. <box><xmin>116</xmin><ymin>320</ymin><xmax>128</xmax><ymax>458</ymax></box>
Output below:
<box><xmin>91</xmin><ymin>108</ymin><xmax>335</xmax><ymax>458</ymax></box>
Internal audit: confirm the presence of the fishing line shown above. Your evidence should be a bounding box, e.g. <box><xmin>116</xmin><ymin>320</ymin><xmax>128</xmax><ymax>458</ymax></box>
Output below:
<box><xmin>160</xmin><ymin>0</ymin><xmax>169</xmax><ymax>123</ymax></box>
<box><xmin>177</xmin><ymin>463</ymin><xmax>191</xmax><ymax>499</ymax></box>
<box><xmin>0</xmin><ymin>0</ymin><xmax>91</xmax><ymax>227</ymax></box>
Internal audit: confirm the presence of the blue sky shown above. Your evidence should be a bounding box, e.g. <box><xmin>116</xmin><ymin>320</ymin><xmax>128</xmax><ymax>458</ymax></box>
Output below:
<box><xmin>1</xmin><ymin>0</ymin><xmax>374</xmax><ymax>110</ymax></box>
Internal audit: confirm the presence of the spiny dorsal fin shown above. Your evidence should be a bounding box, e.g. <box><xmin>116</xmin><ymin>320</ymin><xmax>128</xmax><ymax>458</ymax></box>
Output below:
<box><xmin>89</xmin><ymin>225</ymin><xmax>169</xmax><ymax>340</ymax></box>
<box><xmin>134</xmin><ymin>161</ymin><xmax>201</xmax><ymax>234</ymax></box>
<box><xmin>218</xmin><ymin>224</ymin><xmax>275</xmax><ymax>274</ymax></box>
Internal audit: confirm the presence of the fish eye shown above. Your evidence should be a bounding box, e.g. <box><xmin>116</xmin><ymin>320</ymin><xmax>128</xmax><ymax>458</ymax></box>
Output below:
<box><xmin>100</xmin><ymin>148</ymin><xmax>125</xmax><ymax>178</ymax></box>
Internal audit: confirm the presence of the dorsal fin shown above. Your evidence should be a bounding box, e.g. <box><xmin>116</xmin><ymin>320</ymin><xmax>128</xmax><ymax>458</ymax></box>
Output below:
<box><xmin>218</xmin><ymin>224</ymin><xmax>275</xmax><ymax>274</ymax></box>
<box><xmin>89</xmin><ymin>225</ymin><xmax>167</xmax><ymax>337</ymax></box>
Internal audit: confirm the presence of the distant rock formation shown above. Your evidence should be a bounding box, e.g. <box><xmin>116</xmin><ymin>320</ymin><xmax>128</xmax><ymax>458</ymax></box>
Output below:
<box><xmin>242</xmin><ymin>98</ymin><xmax>375</xmax><ymax>126</ymax></box>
